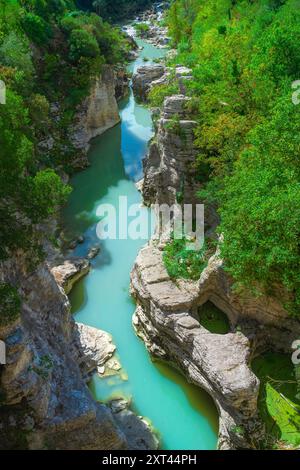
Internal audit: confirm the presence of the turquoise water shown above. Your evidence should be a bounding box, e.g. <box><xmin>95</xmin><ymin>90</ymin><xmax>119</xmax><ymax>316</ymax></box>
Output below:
<box><xmin>63</xmin><ymin>39</ymin><xmax>218</xmax><ymax>450</ymax></box>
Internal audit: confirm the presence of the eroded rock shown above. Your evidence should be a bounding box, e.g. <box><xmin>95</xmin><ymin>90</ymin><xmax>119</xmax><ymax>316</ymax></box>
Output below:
<box><xmin>130</xmin><ymin>244</ymin><xmax>263</xmax><ymax>449</ymax></box>
<box><xmin>87</xmin><ymin>246</ymin><xmax>101</xmax><ymax>260</ymax></box>
<box><xmin>69</xmin><ymin>66</ymin><xmax>121</xmax><ymax>166</ymax></box>
<box><xmin>73</xmin><ymin>323</ymin><xmax>116</xmax><ymax>377</ymax></box>
<box><xmin>132</xmin><ymin>65</ymin><xmax>166</xmax><ymax>101</ymax></box>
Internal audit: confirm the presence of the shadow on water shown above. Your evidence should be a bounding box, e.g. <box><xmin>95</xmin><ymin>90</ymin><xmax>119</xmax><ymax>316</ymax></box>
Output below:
<box><xmin>152</xmin><ymin>361</ymin><xmax>219</xmax><ymax>438</ymax></box>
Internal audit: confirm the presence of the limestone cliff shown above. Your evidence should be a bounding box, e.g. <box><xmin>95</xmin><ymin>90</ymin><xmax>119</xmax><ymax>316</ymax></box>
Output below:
<box><xmin>130</xmin><ymin>245</ymin><xmax>300</xmax><ymax>449</ymax></box>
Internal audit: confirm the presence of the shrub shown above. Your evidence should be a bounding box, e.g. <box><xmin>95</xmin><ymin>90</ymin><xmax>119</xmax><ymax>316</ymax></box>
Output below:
<box><xmin>149</xmin><ymin>82</ymin><xmax>180</xmax><ymax>107</ymax></box>
<box><xmin>135</xmin><ymin>22</ymin><xmax>150</xmax><ymax>37</ymax></box>
<box><xmin>68</xmin><ymin>28</ymin><xmax>100</xmax><ymax>62</ymax></box>
<box><xmin>163</xmin><ymin>237</ymin><xmax>208</xmax><ymax>281</ymax></box>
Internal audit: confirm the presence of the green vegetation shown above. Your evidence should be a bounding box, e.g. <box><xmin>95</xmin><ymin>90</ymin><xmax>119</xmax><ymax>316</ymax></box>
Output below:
<box><xmin>198</xmin><ymin>301</ymin><xmax>230</xmax><ymax>334</ymax></box>
<box><xmin>164</xmin><ymin>113</ymin><xmax>186</xmax><ymax>140</ymax></box>
<box><xmin>165</xmin><ymin>0</ymin><xmax>300</xmax><ymax>314</ymax></box>
<box><xmin>163</xmin><ymin>237</ymin><xmax>208</xmax><ymax>281</ymax></box>
<box><xmin>134</xmin><ymin>22</ymin><xmax>150</xmax><ymax>37</ymax></box>
<box><xmin>252</xmin><ymin>352</ymin><xmax>300</xmax><ymax>448</ymax></box>
<box><xmin>0</xmin><ymin>0</ymin><xmax>129</xmax><ymax>265</ymax></box>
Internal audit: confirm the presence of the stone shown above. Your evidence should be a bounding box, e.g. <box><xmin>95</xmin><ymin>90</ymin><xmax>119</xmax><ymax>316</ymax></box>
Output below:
<box><xmin>109</xmin><ymin>398</ymin><xmax>129</xmax><ymax>414</ymax></box>
<box><xmin>106</xmin><ymin>357</ymin><xmax>122</xmax><ymax>373</ymax></box>
<box><xmin>142</xmin><ymin>95</ymin><xmax>200</xmax><ymax>209</ymax></box>
<box><xmin>135</xmin><ymin>179</ymin><xmax>144</xmax><ymax>193</ymax></box>
<box><xmin>0</xmin><ymin>258</ymin><xmax>127</xmax><ymax>450</ymax></box>
<box><xmin>51</xmin><ymin>258</ymin><xmax>90</xmax><ymax>294</ymax></box>
<box><xmin>132</xmin><ymin>65</ymin><xmax>166</xmax><ymax>101</ymax></box>
<box><xmin>114</xmin><ymin>410</ymin><xmax>159</xmax><ymax>451</ymax></box>
<box><xmin>0</xmin><ymin>254</ymin><xmax>157</xmax><ymax>450</ymax></box>
<box><xmin>128</xmin><ymin>50</ymin><xmax>139</xmax><ymax>61</ymax></box>
<box><xmin>175</xmin><ymin>66</ymin><xmax>193</xmax><ymax>94</ymax></box>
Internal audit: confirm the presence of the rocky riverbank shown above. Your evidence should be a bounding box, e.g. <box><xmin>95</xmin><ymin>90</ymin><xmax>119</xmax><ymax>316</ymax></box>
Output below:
<box><xmin>130</xmin><ymin>21</ymin><xmax>300</xmax><ymax>450</ymax></box>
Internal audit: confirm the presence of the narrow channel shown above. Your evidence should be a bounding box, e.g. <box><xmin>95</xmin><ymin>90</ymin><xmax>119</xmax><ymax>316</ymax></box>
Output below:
<box><xmin>63</xmin><ymin>37</ymin><xmax>218</xmax><ymax>450</ymax></box>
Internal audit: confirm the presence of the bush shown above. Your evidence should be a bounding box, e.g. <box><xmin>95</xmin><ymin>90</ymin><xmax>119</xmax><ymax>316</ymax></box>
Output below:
<box><xmin>0</xmin><ymin>32</ymin><xmax>34</xmax><ymax>77</ymax></box>
<box><xmin>21</xmin><ymin>13</ymin><xmax>53</xmax><ymax>45</ymax></box>
<box><xmin>149</xmin><ymin>82</ymin><xmax>180</xmax><ymax>107</ymax></box>
<box><xmin>29</xmin><ymin>93</ymin><xmax>50</xmax><ymax>127</ymax></box>
<box><xmin>68</xmin><ymin>28</ymin><xmax>100</xmax><ymax>62</ymax></box>
<box><xmin>163</xmin><ymin>237</ymin><xmax>208</xmax><ymax>281</ymax></box>
<box><xmin>135</xmin><ymin>22</ymin><xmax>150</xmax><ymax>37</ymax></box>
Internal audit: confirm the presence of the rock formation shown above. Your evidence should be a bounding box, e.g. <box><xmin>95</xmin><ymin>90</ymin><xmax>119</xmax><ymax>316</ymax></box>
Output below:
<box><xmin>0</xmin><ymin>254</ymin><xmax>156</xmax><ymax>450</ymax></box>
<box><xmin>73</xmin><ymin>323</ymin><xmax>116</xmax><ymax>377</ymax></box>
<box><xmin>0</xmin><ymin>38</ymin><xmax>158</xmax><ymax>449</ymax></box>
<box><xmin>132</xmin><ymin>65</ymin><xmax>166</xmax><ymax>101</ymax></box>
<box><xmin>51</xmin><ymin>258</ymin><xmax>90</xmax><ymax>295</ymax></box>
<box><xmin>69</xmin><ymin>65</ymin><xmax>121</xmax><ymax>167</ymax></box>
<box><xmin>131</xmin><ymin>59</ymin><xmax>300</xmax><ymax>449</ymax></box>
<box><xmin>130</xmin><ymin>244</ymin><xmax>300</xmax><ymax>449</ymax></box>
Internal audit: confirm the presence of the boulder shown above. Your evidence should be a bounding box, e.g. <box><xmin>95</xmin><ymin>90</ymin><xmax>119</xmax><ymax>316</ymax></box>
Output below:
<box><xmin>73</xmin><ymin>323</ymin><xmax>116</xmax><ymax>377</ymax></box>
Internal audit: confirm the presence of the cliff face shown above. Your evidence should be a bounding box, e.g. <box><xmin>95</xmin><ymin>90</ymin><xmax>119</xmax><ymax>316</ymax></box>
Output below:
<box><xmin>0</xmin><ymin>256</ymin><xmax>127</xmax><ymax>449</ymax></box>
<box><xmin>69</xmin><ymin>65</ymin><xmax>122</xmax><ymax>168</ymax></box>
<box><xmin>0</xmin><ymin>63</ymin><xmax>156</xmax><ymax>450</ymax></box>
<box><xmin>131</xmin><ymin>69</ymin><xmax>300</xmax><ymax>449</ymax></box>
<box><xmin>130</xmin><ymin>245</ymin><xmax>300</xmax><ymax>449</ymax></box>
<box><xmin>143</xmin><ymin>94</ymin><xmax>199</xmax><ymax>207</ymax></box>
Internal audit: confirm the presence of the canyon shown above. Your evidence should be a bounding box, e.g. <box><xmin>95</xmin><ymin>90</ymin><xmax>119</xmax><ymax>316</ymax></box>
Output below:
<box><xmin>1</xmin><ymin>0</ymin><xmax>299</xmax><ymax>452</ymax></box>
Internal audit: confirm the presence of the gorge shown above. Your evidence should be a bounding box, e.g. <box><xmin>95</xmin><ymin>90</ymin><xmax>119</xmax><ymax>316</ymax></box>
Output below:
<box><xmin>0</xmin><ymin>0</ymin><xmax>300</xmax><ymax>453</ymax></box>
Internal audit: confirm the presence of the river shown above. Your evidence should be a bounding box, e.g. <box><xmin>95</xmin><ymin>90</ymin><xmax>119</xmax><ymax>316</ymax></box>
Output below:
<box><xmin>62</xmin><ymin>36</ymin><xmax>218</xmax><ymax>450</ymax></box>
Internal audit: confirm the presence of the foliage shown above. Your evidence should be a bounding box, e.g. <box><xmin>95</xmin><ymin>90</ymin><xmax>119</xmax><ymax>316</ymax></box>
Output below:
<box><xmin>0</xmin><ymin>0</ymin><xmax>128</xmax><ymax>264</ymax></box>
<box><xmin>0</xmin><ymin>32</ymin><xmax>33</xmax><ymax>77</ymax></box>
<box><xmin>252</xmin><ymin>352</ymin><xmax>300</xmax><ymax>448</ymax></box>
<box><xmin>163</xmin><ymin>237</ymin><xmax>208</xmax><ymax>280</ymax></box>
<box><xmin>68</xmin><ymin>28</ymin><xmax>100</xmax><ymax>61</ymax></box>
<box><xmin>219</xmin><ymin>94</ymin><xmax>300</xmax><ymax>314</ymax></box>
<box><xmin>167</xmin><ymin>0</ymin><xmax>300</xmax><ymax>314</ymax></box>
<box><xmin>149</xmin><ymin>81</ymin><xmax>180</xmax><ymax>107</ymax></box>
<box><xmin>20</xmin><ymin>12</ymin><xmax>53</xmax><ymax>45</ymax></box>
<box><xmin>134</xmin><ymin>22</ymin><xmax>149</xmax><ymax>37</ymax></box>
